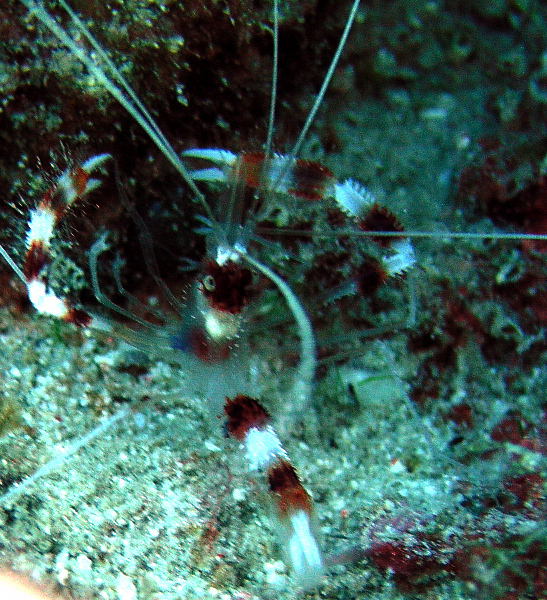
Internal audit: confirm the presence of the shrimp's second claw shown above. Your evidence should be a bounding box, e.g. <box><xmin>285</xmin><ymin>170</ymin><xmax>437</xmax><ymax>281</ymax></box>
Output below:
<box><xmin>181</xmin><ymin>148</ymin><xmax>237</xmax><ymax>182</ymax></box>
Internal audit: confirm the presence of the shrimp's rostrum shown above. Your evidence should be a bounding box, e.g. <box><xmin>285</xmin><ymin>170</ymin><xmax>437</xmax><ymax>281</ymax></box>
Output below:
<box><xmin>1</xmin><ymin>1</ymin><xmax>547</xmax><ymax>599</ymax></box>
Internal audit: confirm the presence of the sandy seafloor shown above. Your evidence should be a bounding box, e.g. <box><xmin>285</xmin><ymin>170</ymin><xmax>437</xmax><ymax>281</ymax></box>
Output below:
<box><xmin>0</xmin><ymin>1</ymin><xmax>546</xmax><ymax>599</ymax></box>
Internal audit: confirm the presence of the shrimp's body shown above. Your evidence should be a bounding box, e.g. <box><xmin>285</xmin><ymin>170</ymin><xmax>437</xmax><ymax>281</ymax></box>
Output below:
<box><xmin>0</xmin><ymin>1</ymin><xmax>546</xmax><ymax>598</ymax></box>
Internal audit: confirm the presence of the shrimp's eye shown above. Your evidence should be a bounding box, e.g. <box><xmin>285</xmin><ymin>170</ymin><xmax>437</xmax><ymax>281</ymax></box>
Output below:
<box><xmin>200</xmin><ymin>260</ymin><xmax>255</xmax><ymax>314</ymax></box>
<box><xmin>202</xmin><ymin>274</ymin><xmax>216</xmax><ymax>292</ymax></box>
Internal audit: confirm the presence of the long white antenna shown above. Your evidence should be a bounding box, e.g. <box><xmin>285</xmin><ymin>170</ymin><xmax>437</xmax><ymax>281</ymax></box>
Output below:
<box><xmin>255</xmin><ymin>228</ymin><xmax>547</xmax><ymax>242</ymax></box>
<box><xmin>271</xmin><ymin>0</ymin><xmax>361</xmax><ymax>194</ymax></box>
<box><xmin>0</xmin><ymin>407</ymin><xmax>131</xmax><ymax>504</ymax></box>
<box><xmin>264</xmin><ymin>0</ymin><xmax>279</xmax><ymax>158</ymax></box>
<box><xmin>289</xmin><ymin>0</ymin><xmax>361</xmax><ymax>161</ymax></box>
<box><xmin>0</xmin><ymin>243</ymin><xmax>27</xmax><ymax>283</ymax></box>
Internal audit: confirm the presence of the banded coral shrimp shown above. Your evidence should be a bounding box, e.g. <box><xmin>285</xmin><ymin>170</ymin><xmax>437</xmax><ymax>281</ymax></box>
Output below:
<box><xmin>1</xmin><ymin>0</ymin><xmax>547</xmax><ymax>599</ymax></box>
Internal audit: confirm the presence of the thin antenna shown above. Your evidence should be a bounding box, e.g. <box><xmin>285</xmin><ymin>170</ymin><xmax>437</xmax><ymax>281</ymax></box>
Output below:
<box><xmin>264</xmin><ymin>0</ymin><xmax>279</xmax><ymax>158</ymax></box>
<box><xmin>246</xmin><ymin>0</ymin><xmax>280</xmax><ymax>221</ymax></box>
<box><xmin>255</xmin><ymin>227</ymin><xmax>547</xmax><ymax>242</ymax></box>
<box><xmin>0</xmin><ymin>244</ymin><xmax>27</xmax><ymax>284</ymax></box>
<box><xmin>0</xmin><ymin>406</ymin><xmax>131</xmax><ymax>504</ymax></box>
<box><xmin>272</xmin><ymin>0</ymin><xmax>361</xmax><ymax>191</ymax></box>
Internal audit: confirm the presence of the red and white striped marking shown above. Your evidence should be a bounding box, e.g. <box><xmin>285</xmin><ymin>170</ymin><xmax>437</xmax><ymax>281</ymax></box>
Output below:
<box><xmin>182</xmin><ymin>149</ymin><xmax>416</xmax><ymax>278</ymax></box>
<box><xmin>22</xmin><ymin>154</ymin><xmax>111</xmax><ymax>327</ymax></box>
<box><xmin>224</xmin><ymin>395</ymin><xmax>324</xmax><ymax>589</ymax></box>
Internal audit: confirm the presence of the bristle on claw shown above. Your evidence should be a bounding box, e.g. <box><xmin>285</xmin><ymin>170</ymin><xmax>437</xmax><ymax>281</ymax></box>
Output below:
<box><xmin>331</xmin><ymin>179</ymin><xmax>376</xmax><ymax>218</ymax></box>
